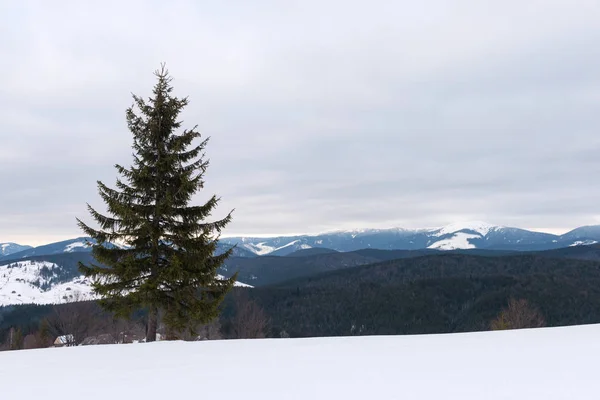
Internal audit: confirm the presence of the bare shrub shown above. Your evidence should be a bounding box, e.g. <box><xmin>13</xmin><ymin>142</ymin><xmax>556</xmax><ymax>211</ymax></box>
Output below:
<box><xmin>230</xmin><ymin>289</ymin><xmax>270</xmax><ymax>339</ymax></box>
<box><xmin>197</xmin><ymin>319</ymin><xmax>222</xmax><ymax>340</ymax></box>
<box><xmin>47</xmin><ymin>293</ymin><xmax>107</xmax><ymax>346</ymax></box>
<box><xmin>491</xmin><ymin>298</ymin><xmax>546</xmax><ymax>330</ymax></box>
<box><xmin>23</xmin><ymin>334</ymin><xmax>39</xmax><ymax>349</ymax></box>
<box><xmin>159</xmin><ymin>317</ymin><xmax>222</xmax><ymax>341</ymax></box>
<box><xmin>103</xmin><ymin>315</ymin><xmax>146</xmax><ymax>344</ymax></box>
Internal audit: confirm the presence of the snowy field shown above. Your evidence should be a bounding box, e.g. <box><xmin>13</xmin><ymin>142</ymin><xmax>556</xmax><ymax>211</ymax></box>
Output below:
<box><xmin>1</xmin><ymin>324</ymin><xmax>599</xmax><ymax>399</ymax></box>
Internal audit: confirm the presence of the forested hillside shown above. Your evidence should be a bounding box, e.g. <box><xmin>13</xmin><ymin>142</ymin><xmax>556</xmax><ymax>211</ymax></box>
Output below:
<box><xmin>219</xmin><ymin>254</ymin><xmax>600</xmax><ymax>337</ymax></box>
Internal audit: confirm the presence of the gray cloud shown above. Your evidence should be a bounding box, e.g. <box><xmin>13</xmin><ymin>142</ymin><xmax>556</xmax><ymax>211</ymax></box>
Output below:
<box><xmin>2</xmin><ymin>0</ymin><xmax>600</xmax><ymax>245</ymax></box>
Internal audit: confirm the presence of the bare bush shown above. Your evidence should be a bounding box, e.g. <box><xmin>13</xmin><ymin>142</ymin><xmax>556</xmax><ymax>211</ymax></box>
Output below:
<box><xmin>491</xmin><ymin>298</ymin><xmax>546</xmax><ymax>330</ymax></box>
<box><xmin>47</xmin><ymin>293</ymin><xmax>107</xmax><ymax>346</ymax></box>
<box><xmin>103</xmin><ymin>316</ymin><xmax>146</xmax><ymax>344</ymax></box>
<box><xmin>159</xmin><ymin>317</ymin><xmax>222</xmax><ymax>341</ymax></box>
<box><xmin>230</xmin><ymin>290</ymin><xmax>270</xmax><ymax>339</ymax></box>
<box><xmin>197</xmin><ymin>319</ymin><xmax>222</xmax><ymax>340</ymax></box>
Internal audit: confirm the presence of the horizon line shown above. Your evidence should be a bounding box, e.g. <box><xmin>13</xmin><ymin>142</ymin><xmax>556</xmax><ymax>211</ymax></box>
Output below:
<box><xmin>2</xmin><ymin>223</ymin><xmax>590</xmax><ymax>247</ymax></box>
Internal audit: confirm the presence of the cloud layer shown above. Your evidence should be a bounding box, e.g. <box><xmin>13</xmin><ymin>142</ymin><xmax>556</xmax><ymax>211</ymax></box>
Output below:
<box><xmin>2</xmin><ymin>0</ymin><xmax>600</xmax><ymax>245</ymax></box>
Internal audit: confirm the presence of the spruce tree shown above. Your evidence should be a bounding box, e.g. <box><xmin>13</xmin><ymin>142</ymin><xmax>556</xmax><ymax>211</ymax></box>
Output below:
<box><xmin>77</xmin><ymin>64</ymin><xmax>237</xmax><ymax>342</ymax></box>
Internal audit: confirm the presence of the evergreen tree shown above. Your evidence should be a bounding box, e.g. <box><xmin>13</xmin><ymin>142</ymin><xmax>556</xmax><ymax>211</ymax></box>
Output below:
<box><xmin>77</xmin><ymin>64</ymin><xmax>237</xmax><ymax>342</ymax></box>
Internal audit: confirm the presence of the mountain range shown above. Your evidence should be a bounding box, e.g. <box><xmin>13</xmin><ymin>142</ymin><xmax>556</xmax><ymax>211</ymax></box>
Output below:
<box><xmin>2</xmin><ymin>221</ymin><xmax>600</xmax><ymax>261</ymax></box>
<box><xmin>2</xmin><ymin>221</ymin><xmax>600</xmax><ymax>307</ymax></box>
<box><xmin>219</xmin><ymin>221</ymin><xmax>600</xmax><ymax>256</ymax></box>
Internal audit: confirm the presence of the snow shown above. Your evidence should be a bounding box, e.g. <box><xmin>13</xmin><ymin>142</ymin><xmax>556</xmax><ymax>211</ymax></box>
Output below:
<box><xmin>428</xmin><ymin>233</ymin><xmax>479</xmax><ymax>250</ymax></box>
<box><xmin>329</xmin><ymin>227</ymin><xmax>416</xmax><ymax>236</ymax></box>
<box><xmin>244</xmin><ymin>240</ymin><xmax>302</xmax><ymax>255</ymax></box>
<box><xmin>216</xmin><ymin>274</ymin><xmax>253</xmax><ymax>288</ymax></box>
<box><xmin>64</xmin><ymin>241</ymin><xmax>88</xmax><ymax>252</ymax></box>
<box><xmin>243</xmin><ymin>242</ymin><xmax>276</xmax><ymax>255</ymax></box>
<box><xmin>570</xmin><ymin>240</ymin><xmax>598</xmax><ymax>247</ymax></box>
<box><xmin>0</xmin><ymin>260</ymin><xmax>96</xmax><ymax>306</ymax></box>
<box><xmin>2</xmin><ymin>324</ymin><xmax>600</xmax><ymax>399</ymax></box>
<box><xmin>432</xmin><ymin>221</ymin><xmax>500</xmax><ymax>237</ymax></box>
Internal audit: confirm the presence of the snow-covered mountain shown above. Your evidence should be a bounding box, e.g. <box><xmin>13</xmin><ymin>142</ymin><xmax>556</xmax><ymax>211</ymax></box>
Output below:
<box><xmin>222</xmin><ymin>221</ymin><xmax>600</xmax><ymax>255</ymax></box>
<box><xmin>0</xmin><ymin>237</ymin><xmax>95</xmax><ymax>261</ymax></box>
<box><xmin>4</xmin><ymin>221</ymin><xmax>600</xmax><ymax>261</ymax></box>
<box><xmin>0</xmin><ymin>243</ymin><xmax>33</xmax><ymax>258</ymax></box>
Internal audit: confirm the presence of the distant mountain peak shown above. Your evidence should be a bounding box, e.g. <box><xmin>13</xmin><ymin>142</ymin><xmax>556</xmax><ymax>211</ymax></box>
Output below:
<box><xmin>431</xmin><ymin>221</ymin><xmax>502</xmax><ymax>237</ymax></box>
<box><xmin>0</xmin><ymin>242</ymin><xmax>33</xmax><ymax>258</ymax></box>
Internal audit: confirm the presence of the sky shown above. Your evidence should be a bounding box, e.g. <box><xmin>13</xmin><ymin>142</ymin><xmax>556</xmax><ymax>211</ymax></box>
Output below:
<box><xmin>1</xmin><ymin>0</ymin><xmax>600</xmax><ymax>246</ymax></box>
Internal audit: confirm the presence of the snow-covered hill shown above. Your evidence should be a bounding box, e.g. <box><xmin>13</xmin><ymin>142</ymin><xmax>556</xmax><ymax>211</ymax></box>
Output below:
<box><xmin>0</xmin><ymin>260</ymin><xmax>95</xmax><ymax>306</ymax></box>
<box><xmin>1</xmin><ymin>324</ymin><xmax>599</xmax><ymax>399</ymax></box>
<box><xmin>0</xmin><ymin>242</ymin><xmax>32</xmax><ymax>258</ymax></box>
<box><xmin>0</xmin><ymin>260</ymin><xmax>252</xmax><ymax>306</ymax></box>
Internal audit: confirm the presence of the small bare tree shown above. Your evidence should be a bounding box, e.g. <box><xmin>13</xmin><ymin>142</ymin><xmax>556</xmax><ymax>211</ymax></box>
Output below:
<box><xmin>104</xmin><ymin>315</ymin><xmax>146</xmax><ymax>344</ymax></box>
<box><xmin>198</xmin><ymin>319</ymin><xmax>222</xmax><ymax>340</ymax></box>
<box><xmin>491</xmin><ymin>298</ymin><xmax>546</xmax><ymax>330</ymax></box>
<box><xmin>47</xmin><ymin>292</ymin><xmax>106</xmax><ymax>346</ymax></box>
<box><xmin>23</xmin><ymin>334</ymin><xmax>40</xmax><ymax>349</ymax></box>
<box><xmin>230</xmin><ymin>289</ymin><xmax>270</xmax><ymax>339</ymax></box>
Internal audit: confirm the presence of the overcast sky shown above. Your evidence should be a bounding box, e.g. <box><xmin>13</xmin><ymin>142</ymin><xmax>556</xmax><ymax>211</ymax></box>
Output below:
<box><xmin>2</xmin><ymin>0</ymin><xmax>600</xmax><ymax>246</ymax></box>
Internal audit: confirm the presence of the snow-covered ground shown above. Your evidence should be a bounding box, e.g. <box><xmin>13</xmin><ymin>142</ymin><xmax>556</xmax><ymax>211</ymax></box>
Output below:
<box><xmin>431</xmin><ymin>220</ymin><xmax>501</xmax><ymax>237</ymax></box>
<box><xmin>64</xmin><ymin>241</ymin><xmax>88</xmax><ymax>252</ymax></box>
<box><xmin>428</xmin><ymin>232</ymin><xmax>479</xmax><ymax>250</ymax></box>
<box><xmin>0</xmin><ymin>260</ymin><xmax>96</xmax><ymax>306</ymax></box>
<box><xmin>1</xmin><ymin>324</ymin><xmax>599</xmax><ymax>399</ymax></box>
<box><xmin>570</xmin><ymin>240</ymin><xmax>598</xmax><ymax>247</ymax></box>
<box><xmin>243</xmin><ymin>239</ymin><xmax>307</xmax><ymax>255</ymax></box>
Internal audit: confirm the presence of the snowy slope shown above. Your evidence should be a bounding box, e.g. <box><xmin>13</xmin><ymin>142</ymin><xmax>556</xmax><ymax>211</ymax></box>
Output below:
<box><xmin>243</xmin><ymin>239</ymin><xmax>311</xmax><ymax>256</ymax></box>
<box><xmin>2</xmin><ymin>324</ymin><xmax>600</xmax><ymax>399</ymax></box>
<box><xmin>0</xmin><ymin>260</ymin><xmax>95</xmax><ymax>306</ymax></box>
<box><xmin>64</xmin><ymin>241</ymin><xmax>89</xmax><ymax>252</ymax></box>
<box><xmin>429</xmin><ymin>221</ymin><xmax>501</xmax><ymax>237</ymax></box>
<box><xmin>570</xmin><ymin>240</ymin><xmax>598</xmax><ymax>247</ymax></box>
<box><xmin>427</xmin><ymin>233</ymin><xmax>479</xmax><ymax>250</ymax></box>
<box><xmin>0</xmin><ymin>261</ymin><xmax>252</xmax><ymax>306</ymax></box>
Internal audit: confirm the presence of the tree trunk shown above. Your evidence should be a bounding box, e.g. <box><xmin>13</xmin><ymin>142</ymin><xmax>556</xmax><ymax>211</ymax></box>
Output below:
<box><xmin>146</xmin><ymin>307</ymin><xmax>158</xmax><ymax>342</ymax></box>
